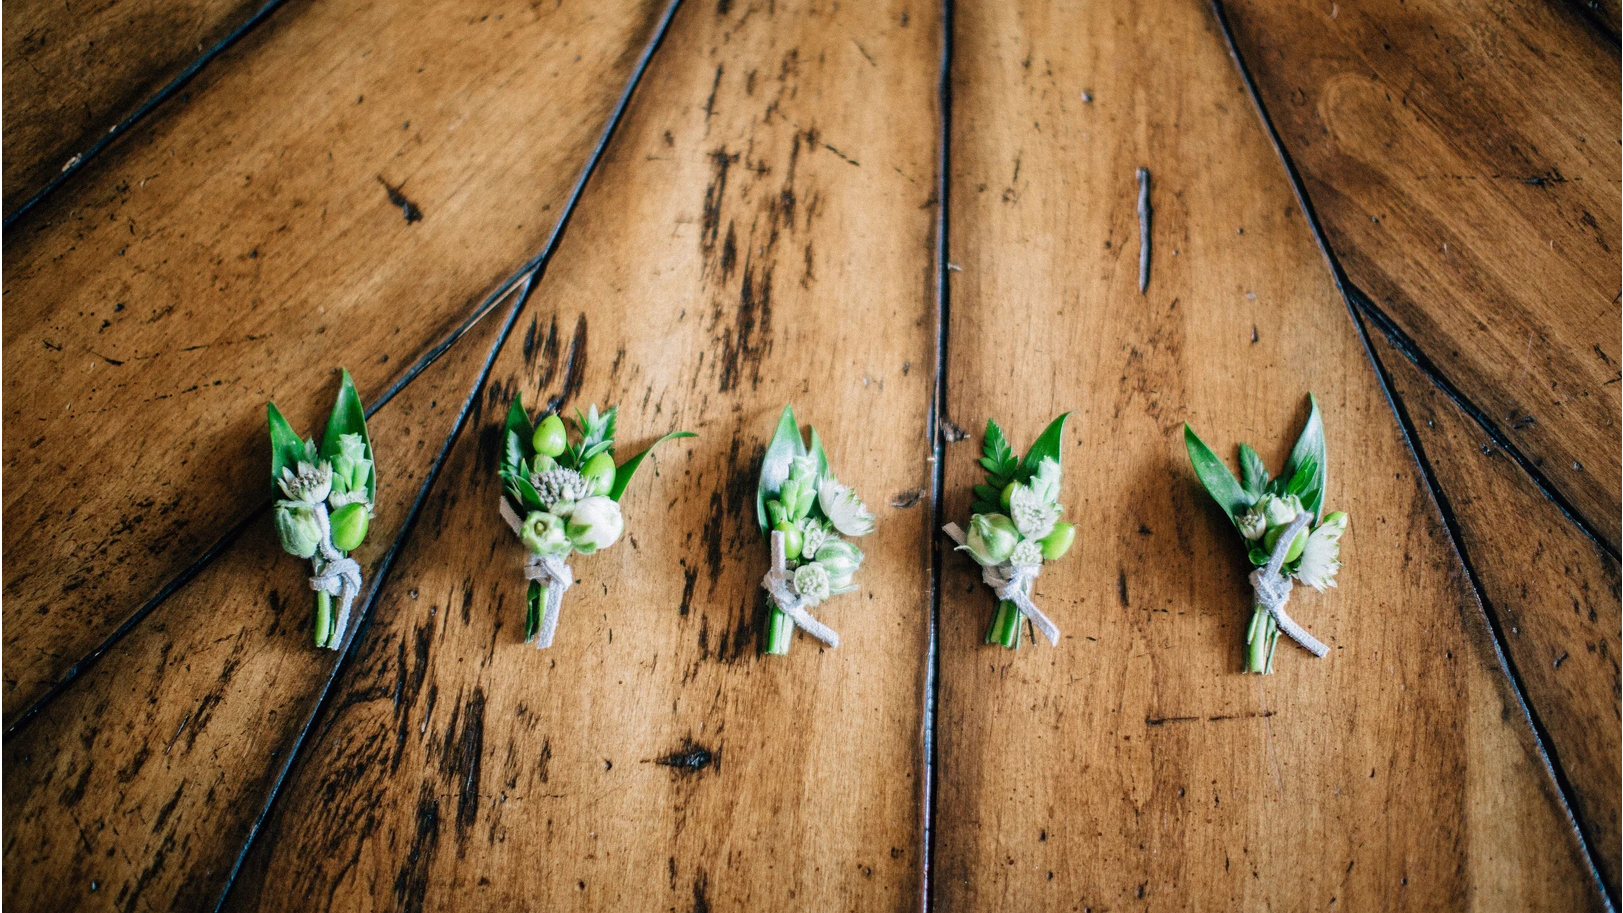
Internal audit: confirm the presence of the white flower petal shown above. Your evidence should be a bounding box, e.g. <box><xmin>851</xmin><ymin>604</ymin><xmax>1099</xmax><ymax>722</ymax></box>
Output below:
<box><xmin>818</xmin><ymin>478</ymin><xmax>875</xmax><ymax>537</ymax></box>
<box><xmin>1294</xmin><ymin>522</ymin><xmax>1344</xmax><ymax>591</ymax></box>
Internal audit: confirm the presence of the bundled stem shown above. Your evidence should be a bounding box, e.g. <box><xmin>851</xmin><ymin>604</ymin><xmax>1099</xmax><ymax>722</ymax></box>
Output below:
<box><xmin>1245</xmin><ymin>605</ymin><xmax>1280</xmax><ymax>674</ymax></box>
<box><xmin>764</xmin><ymin>606</ymin><xmax>796</xmax><ymax>655</ymax></box>
<box><xmin>314</xmin><ymin>591</ymin><xmax>335</xmax><ymax>648</ymax></box>
<box><xmin>985</xmin><ymin>598</ymin><xmax>1024</xmax><ymax>649</ymax></box>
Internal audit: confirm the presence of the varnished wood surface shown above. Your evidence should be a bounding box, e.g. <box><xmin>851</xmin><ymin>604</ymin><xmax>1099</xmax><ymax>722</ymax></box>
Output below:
<box><xmin>3</xmin><ymin>0</ymin><xmax>1617</xmax><ymax>908</ymax></box>
<box><xmin>932</xmin><ymin>0</ymin><xmax>1605</xmax><ymax>909</ymax></box>
<box><xmin>1221</xmin><ymin>0</ymin><xmax>1622</xmax><ymax>547</ymax></box>
<box><xmin>1368</xmin><ymin>321</ymin><xmax>1621</xmax><ymax>894</ymax></box>
<box><xmin>1</xmin><ymin>0</ymin><xmax>268</xmax><ymax>215</ymax></box>
<box><xmin>220</xmin><ymin>0</ymin><xmax>940</xmax><ymax>909</ymax></box>
<box><xmin>0</xmin><ymin>0</ymin><xmax>670</xmax><ymax>723</ymax></box>
<box><xmin>2</xmin><ymin>285</ymin><xmax>520</xmax><ymax>913</ymax></box>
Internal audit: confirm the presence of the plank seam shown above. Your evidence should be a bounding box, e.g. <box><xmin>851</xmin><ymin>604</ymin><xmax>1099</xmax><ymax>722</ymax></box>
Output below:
<box><xmin>1212</xmin><ymin>2</ymin><xmax>1617</xmax><ymax>902</ymax></box>
<box><xmin>3</xmin><ymin>0</ymin><xmax>294</xmax><ymax>229</ymax></box>
<box><xmin>921</xmin><ymin>0</ymin><xmax>954</xmax><ymax>908</ymax></box>
<box><xmin>207</xmin><ymin>0</ymin><xmax>686</xmax><ymax>903</ymax></box>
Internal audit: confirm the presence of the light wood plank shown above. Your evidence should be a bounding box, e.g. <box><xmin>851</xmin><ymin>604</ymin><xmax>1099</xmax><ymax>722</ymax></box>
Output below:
<box><xmin>933</xmin><ymin>0</ymin><xmax>1606</xmax><ymax>908</ymax></box>
<box><xmin>1</xmin><ymin>285</ymin><xmax>518</xmax><ymax>913</ymax></box>
<box><xmin>221</xmin><ymin>0</ymin><xmax>940</xmax><ymax>909</ymax></box>
<box><xmin>1</xmin><ymin>0</ymin><xmax>671</xmax><ymax>721</ymax></box>
<box><xmin>1220</xmin><ymin>0</ymin><xmax>1622</xmax><ymax>546</ymax></box>
<box><xmin>1</xmin><ymin>0</ymin><xmax>268</xmax><ymax>214</ymax></box>
<box><xmin>1369</xmin><ymin>322</ymin><xmax>1621</xmax><ymax>893</ymax></box>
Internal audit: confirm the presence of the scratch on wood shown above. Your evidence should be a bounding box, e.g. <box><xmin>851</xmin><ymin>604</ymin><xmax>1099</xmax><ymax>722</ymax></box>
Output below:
<box><xmin>1136</xmin><ymin>166</ymin><xmax>1151</xmax><ymax>294</ymax></box>
<box><xmin>376</xmin><ymin>175</ymin><xmax>424</xmax><ymax>223</ymax></box>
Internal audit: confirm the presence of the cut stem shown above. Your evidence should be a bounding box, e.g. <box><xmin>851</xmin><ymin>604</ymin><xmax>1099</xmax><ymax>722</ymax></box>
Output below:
<box><xmin>314</xmin><ymin>590</ymin><xmax>334</xmax><ymax>648</ymax></box>
<box><xmin>764</xmin><ymin>606</ymin><xmax>795</xmax><ymax>655</ymax></box>
<box><xmin>525</xmin><ymin>580</ymin><xmax>543</xmax><ymax>642</ymax></box>
<box><xmin>1245</xmin><ymin>605</ymin><xmax>1276</xmax><ymax>674</ymax></box>
<box><xmin>986</xmin><ymin>599</ymin><xmax>1022</xmax><ymax>649</ymax></box>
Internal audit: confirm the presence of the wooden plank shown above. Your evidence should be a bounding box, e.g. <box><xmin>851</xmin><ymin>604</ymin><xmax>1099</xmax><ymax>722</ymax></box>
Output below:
<box><xmin>1368</xmin><ymin>322</ymin><xmax>1621</xmax><ymax>894</ymax></box>
<box><xmin>220</xmin><ymin>0</ymin><xmax>940</xmax><ymax>909</ymax></box>
<box><xmin>1</xmin><ymin>285</ymin><xmax>517</xmax><ymax>913</ymax></box>
<box><xmin>932</xmin><ymin>0</ymin><xmax>1607</xmax><ymax>909</ymax></box>
<box><xmin>1219</xmin><ymin>0</ymin><xmax>1622</xmax><ymax>546</ymax></box>
<box><xmin>1</xmin><ymin>0</ymin><xmax>269</xmax><ymax>215</ymax></box>
<box><xmin>0</xmin><ymin>0</ymin><xmax>672</xmax><ymax>722</ymax></box>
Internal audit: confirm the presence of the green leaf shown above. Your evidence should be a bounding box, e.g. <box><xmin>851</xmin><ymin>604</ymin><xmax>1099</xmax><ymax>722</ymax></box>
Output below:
<box><xmin>579</xmin><ymin>440</ymin><xmax>615</xmax><ymax>464</ymax></box>
<box><xmin>609</xmin><ymin>431</ymin><xmax>695</xmax><ymax>501</ymax></box>
<box><xmin>983</xmin><ymin>419</ymin><xmax>1017</xmax><ymax>472</ymax></box>
<box><xmin>318</xmin><ymin>369</ymin><xmax>375</xmax><ymax>502</ymax></box>
<box><xmin>1282</xmin><ymin>394</ymin><xmax>1326</xmax><ymax>518</ymax></box>
<box><xmin>505</xmin><ymin>395</ymin><xmax>535</xmax><ymax>458</ymax></box>
<box><xmin>757</xmin><ymin>406</ymin><xmax>806</xmax><ymax>532</ymax></box>
<box><xmin>1184</xmin><ymin>423</ymin><xmax>1248</xmax><ymax>527</ymax></box>
<box><xmin>1021</xmin><ymin>412</ymin><xmax>1073</xmax><ymax>475</ymax></box>
<box><xmin>1238</xmin><ymin>443</ymin><xmax>1269</xmax><ymax>500</ymax></box>
<box><xmin>504</xmin><ymin>430</ymin><xmax>530</xmax><ymax>476</ymax></box>
<box><xmin>1282</xmin><ymin>455</ymin><xmax>1318</xmax><ymax>499</ymax></box>
<box><xmin>808</xmin><ymin>426</ymin><xmax>831</xmax><ymax>480</ymax></box>
<box><xmin>510</xmin><ymin>474</ymin><xmax>544</xmax><ymax>511</ymax></box>
<box><xmin>266</xmin><ymin>402</ymin><xmax>309</xmax><ymax>487</ymax></box>
<box><xmin>972</xmin><ymin>483</ymin><xmax>1002</xmax><ymax>503</ymax></box>
<box><xmin>971</xmin><ymin>500</ymin><xmax>1000</xmax><ymax>516</ymax></box>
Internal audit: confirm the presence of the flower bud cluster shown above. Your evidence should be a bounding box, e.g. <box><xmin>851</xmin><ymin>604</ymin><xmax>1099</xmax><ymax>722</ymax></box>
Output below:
<box><xmin>274</xmin><ymin>435</ymin><xmax>376</xmax><ymax>559</ymax></box>
<box><xmin>960</xmin><ymin>457</ymin><xmax>1075</xmax><ymax>569</ymax></box>
<box><xmin>764</xmin><ymin>455</ymin><xmax>875</xmax><ymax>608</ymax></box>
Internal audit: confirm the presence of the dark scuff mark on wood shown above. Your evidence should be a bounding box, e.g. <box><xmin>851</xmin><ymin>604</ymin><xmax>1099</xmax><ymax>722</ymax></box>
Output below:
<box><xmin>691</xmin><ymin>868</ymin><xmax>711</xmax><ymax>913</ymax></box>
<box><xmin>444</xmin><ymin>687</ymin><xmax>485</xmax><ymax>841</ymax></box>
<box><xmin>940</xmin><ymin>420</ymin><xmax>968</xmax><ymax>442</ymax></box>
<box><xmin>393</xmin><ymin>784</ymin><xmax>441</xmax><ymax>913</ymax></box>
<box><xmin>376</xmin><ymin>175</ymin><xmax>423</xmax><ymax>223</ymax></box>
<box><xmin>1146</xmin><ymin>710</ymin><xmax>1277</xmax><ymax>725</ymax></box>
<box><xmin>890</xmin><ymin>489</ymin><xmax>923</xmax><ymax>508</ymax></box>
<box><xmin>654</xmin><ymin>740</ymin><xmax>719</xmax><ymax>774</ymax></box>
<box><xmin>1136</xmin><ymin>166</ymin><xmax>1151</xmax><ymax>294</ymax></box>
<box><xmin>542</xmin><ymin>314</ymin><xmax>588</xmax><ymax>415</ymax></box>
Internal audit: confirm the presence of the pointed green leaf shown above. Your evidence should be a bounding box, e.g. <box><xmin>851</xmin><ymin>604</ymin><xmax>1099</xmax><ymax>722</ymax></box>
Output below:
<box><xmin>1238</xmin><ymin>443</ymin><xmax>1269</xmax><ymax>500</ymax></box>
<box><xmin>505</xmin><ymin>394</ymin><xmax>535</xmax><ymax>456</ymax></box>
<box><xmin>505</xmin><ymin>430</ymin><xmax>530</xmax><ymax>477</ymax></box>
<box><xmin>1021</xmin><ymin>412</ymin><xmax>1073</xmax><ymax>474</ymax></box>
<box><xmin>1184</xmin><ymin>423</ymin><xmax>1248</xmax><ymax>527</ymax></box>
<box><xmin>757</xmin><ymin>405</ymin><xmax>806</xmax><ymax>532</ymax></box>
<box><xmin>267</xmin><ymin>402</ymin><xmax>308</xmax><ymax>487</ymax></box>
<box><xmin>1282</xmin><ymin>394</ymin><xmax>1326</xmax><ymax>518</ymax></box>
<box><xmin>317</xmin><ymin>369</ymin><xmax>375</xmax><ymax>502</ymax></box>
<box><xmin>609</xmin><ymin>431</ymin><xmax>695</xmax><ymax>501</ymax></box>
<box><xmin>808</xmin><ymin>426</ymin><xmax>831</xmax><ymax>480</ymax></box>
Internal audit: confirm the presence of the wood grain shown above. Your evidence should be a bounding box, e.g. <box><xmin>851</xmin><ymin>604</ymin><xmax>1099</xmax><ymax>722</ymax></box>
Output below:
<box><xmin>1</xmin><ymin>285</ymin><xmax>518</xmax><ymax>913</ymax></box>
<box><xmin>933</xmin><ymin>0</ymin><xmax>1607</xmax><ymax>909</ymax></box>
<box><xmin>1368</xmin><ymin>322</ymin><xmax>1621</xmax><ymax>894</ymax></box>
<box><xmin>1</xmin><ymin>0</ymin><xmax>670</xmax><ymax>722</ymax></box>
<box><xmin>1220</xmin><ymin>0</ymin><xmax>1622</xmax><ymax>546</ymax></box>
<box><xmin>1</xmin><ymin>0</ymin><xmax>269</xmax><ymax>215</ymax></box>
<box><xmin>221</xmin><ymin>0</ymin><xmax>940</xmax><ymax>909</ymax></box>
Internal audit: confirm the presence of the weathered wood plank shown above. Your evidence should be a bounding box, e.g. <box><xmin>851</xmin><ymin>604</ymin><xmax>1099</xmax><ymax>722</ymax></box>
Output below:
<box><xmin>1220</xmin><ymin>0</ymin><xmax>1622</xmax><ymax>546</ymax></box>
<box><xmin>1</xmin><ymin>0</ymin><xmax>270</xmax><ymax>215</ymax></box>
<box><xmin>1368</xmin><ymin>322</ymin><xmax>1621</xmax><ymax>894</ymax></box>
<box><xmin>221</xmin><ymin>0</ymin><xmax>940</xmax><ymax>909</ymax></box>
<box><xmin>932</xmin><ymin>0</ymin><xmax>1607</xmax><ymax>909</ymax></box>
<box><xmin>1</xmin><ymin>285</ymin><xmax>517</xmax><ymax>913</ymax></box>
<box><xmin>1</xmin><ymin>0</ymin><xmax>671</xmax><ymax>722</ymax></box>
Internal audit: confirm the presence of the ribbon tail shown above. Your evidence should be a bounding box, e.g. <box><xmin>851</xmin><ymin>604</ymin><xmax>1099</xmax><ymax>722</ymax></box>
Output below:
<box><xmin>1270</xmin><ymin>606</ymin><xmax>1328</xmax><ymax>657</ymax></box>
<box><xmin>782</xmin><ymin>604</ymin><xmax>840</xmax><ymax>648</ymax></box>
<box><xmin>1008</xmin><ymin>589</ymin><xmax>1061</xmax><ymax>646</ymax></box>
<box><xmin>942</xmin><ymin>523</ymin><xmax>967</xmax><ymax>547</ymax></box>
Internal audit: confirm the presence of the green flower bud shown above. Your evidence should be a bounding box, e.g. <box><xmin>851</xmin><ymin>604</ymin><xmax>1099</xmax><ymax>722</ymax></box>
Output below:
<box><xmin>1264</xmin><ymin>523</ymin><xmax>1308</xmax><ymax>563</ymax></box>
<box><xmin>520</xmin><ymin>511</ymin><xmax>571</xmax><ymax>558</ymax></box>
<box><xmin>566</xmin><ymin>496</ymin><xmax>624</xmax><ymax>553</ymax></box>
<box><xmin>329</xmin><ymin>433</ymin><xmax>371</xmax><ymax>495</ymax></box>
<box><xmin>532</xmin><ymin>414</ymin><xmax>568</xmax><ymax>458</ymax></box>
<box><xmin>765</xmin><ymin>499</ymin><xmax>788</xmax><ymax>528</ymax></box>
<box><xmin>532</xmin><ymin>452</ymin><xmax>558</xmax><ymax>475</ymax></box>
<box><xmin>1237</xmin><ymin>508</ymin><xmax>1267</xmax><ymax>541</ymax></box>
<box><xmin>775</xmin><ymin>521</ymin><xmax>804</xmax><ymax>561</ymax></box>
<box><xmin>813</xmin><ymin>539</ymin><xmax>863</xmax><ymax>580</ymax></box>
<box><xmin>1040</xmin><ymin>522</ymin><xmax>1076</xmax><ymax>561</ymax></box>
<box><xmin>964</xmin><ymin>513</ymin><xmax>1019</xmax><ymax>566</ymax></box>
<box><xmin>779</xmin><ymin>478</ymin><xmax>815</xmax><ymax>522</ymax></box>
<box><xmin>582</xmin><ymin>451</ymin><xmax>617</xmax><ymax>496</ymax></box>
<box><xmin>274</xmin><ymin>504</ymin><xmax>322</xmax><ymax>558</ymax></box>
<box><xmin>787</xmin><ymin>455</ymin><xmax>818</xmax><ymax>484</ymax></box>
<box><xmin>329</xmin><ymin>502</ymin><xmax>370</xmax><ymax>552</ymax></box>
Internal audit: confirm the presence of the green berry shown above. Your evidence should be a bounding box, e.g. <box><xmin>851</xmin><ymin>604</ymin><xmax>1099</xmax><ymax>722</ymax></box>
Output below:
<box><xmin>582</xmin><ymin>452</ymin><xmax>617</xmax><ymax>496</ymax></box>
<box><xmin>775</xmin><ymin>521</ymin><xmax>804</xmax><ymax>561</ymax></box>
<box><xmin>1040</xmin><ymin>522</ymin><xmax>1076</xmax><ymax>561</ymax></box>
<box><xmin>1000</xmin><ymin>482</ymin><xmax>1017</xmax><ymax>511</ymax></box>
<box><xmin>1264</xmin><ymin>525</ymin><xmax>1308</xmax><ymax>563</ymax></box>
<box><xmin>532</xmin><ymin>414</ymin><xmax>567</xmax><ymax>457</ymax></box>
<box><xmin>329</xmin><ymin>503</ymin><xmax>370</xmax><ymax>552</ymax></box>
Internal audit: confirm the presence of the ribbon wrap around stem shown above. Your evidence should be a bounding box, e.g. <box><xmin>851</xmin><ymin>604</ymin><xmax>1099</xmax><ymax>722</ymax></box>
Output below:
<box><xmin>1248</xmin><ymin>512</ymin><xmax>1328</xmax><ymax>658</ymax></box>
<box><xmin>300</xmin><ymin>499</ymin><xmax>362</xmax><ymax>649</ymax></box>
<box><xmin>941</xmin><ymin>523</ymin><xmax>1061</xmax><ymax>645</ymax></box>
<box><xmin>500</xmin><ymin>498</ymin><xmax>575</xmax><ymax>649</ymax></box>
<box><xmin>760</xmin><ymin>530</ymin><xmax>840</xmax><ymax>648</ymax></box>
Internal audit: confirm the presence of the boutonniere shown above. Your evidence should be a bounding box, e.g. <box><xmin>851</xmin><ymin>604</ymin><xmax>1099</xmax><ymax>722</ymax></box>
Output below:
<box><xmin>1184</xmin><ymin>395</ymin><xmax>1348</xmax><ymax>673</ymax></box>
<box><xmin>943</xmin><ymin>414</ymin><xmax>1076</xmax><ymax>648</ymax></box>
<box><xmin>267</xmin><ymin>370</ymin><xmax>376</xmax><ymax>649</ymax></box>
<box><xmin>498</xmin><ymin>398</ymin><xmax>691</xmax><ymax>648</ymax></box>
<box><xmin>757</xmin><ymin>406</ymin><xmax>876</xmax><ymax>654</ymax></box>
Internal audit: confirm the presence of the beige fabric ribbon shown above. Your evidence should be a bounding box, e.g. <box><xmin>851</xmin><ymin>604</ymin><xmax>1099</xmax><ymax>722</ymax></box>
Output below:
<box><xmin>500</xmin><ymin>497</ymin><xmax>575</xmax><ymax>649</ymax></box>
<box><xmin>942</xmin><ymin>523</ymin><xmax>1061</xmax><ymax>646</ymax></box>
<box><xmin>1249</xmin><ymin>512</ymin><xmax>1327</xmax><ymax>657</ymax></box>
<box><xmin>298</xmin><ymin>500</ymin><xmax>361</xmax><ymax>650</ymax></box>
<box><xmin>760</xmin><ymin>530</ymin><xmax>840</xmax><ymax>648</ymax></box>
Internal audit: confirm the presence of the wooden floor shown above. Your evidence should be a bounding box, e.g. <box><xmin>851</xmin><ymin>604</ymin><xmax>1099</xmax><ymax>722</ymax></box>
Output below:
<box><xmin>2</xmin><ymin>0</ymin><xmax>1617</xmax><ymax>910</ymax></box>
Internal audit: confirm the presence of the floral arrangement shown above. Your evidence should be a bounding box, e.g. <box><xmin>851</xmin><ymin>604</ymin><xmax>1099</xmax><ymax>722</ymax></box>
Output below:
<box><xmin>1184</xmin><ymin>395</ymin><xmax>1348</xmax><ymax>673</ymax></box>
<box><xmin>499</xmin><ymin>398</ymin><xmax>691</xmax><ymax>648</ymax></box>
<box><xmin>756</xmin><ymin>406</ymin><xmax>875</xmax><ymax>654</ymax></box>
<box><xmin>267</xmin><ymin>370</ymin><xmax>376</xmax><ymax>649</ymax></box>
<box><xmin>944</xmin><ymin>413</ymin><xmax>1075</xmax><ymax>648</ymax></box>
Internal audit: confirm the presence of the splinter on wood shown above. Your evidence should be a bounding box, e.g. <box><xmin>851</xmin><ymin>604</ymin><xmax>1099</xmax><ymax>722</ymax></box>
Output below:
<box><xmin>1136</xmin><ymin>167</ymin><xmax>1151</xmax><ymax>294</ymax></box>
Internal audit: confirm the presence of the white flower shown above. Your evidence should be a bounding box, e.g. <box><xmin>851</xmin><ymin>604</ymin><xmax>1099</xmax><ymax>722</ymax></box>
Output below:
<box><xmin>792</xmin><ymin>562</ymin><xmax>832</xmax><ymax>606</ymax></box>
<box><xmin>1294</xmin><ymin>512</ymin><xmax>1347</xmax><ymax>591</ymax></box>
<box><xmin>565</xmin><ymin>496</ymin><xmax>624</xmax><ymax>553</ymax></box>
<box><xmin>1260</xmin><ymin>494</ymin><xmax>1303</xmax><ymax>528</ymax></box>
<box><xmin>1238</xmin><ymin>508</ymin><xmax>1267</xmax><ymax>541</ymax></box>
<box><xmin>799</xmin><ymin>520</ymin><xmax>831</xmax><ymax>560</ymax></box>
<box><xmin>1028</xmin><ymin>457</ymin><xmax>1062</xmax><ymax>505</ymax></box>
<box><xmin>817</xmin><ymin>478</ymin><xmax>875</xmax><ymax>537</ymax></box>
<box><xmin>1007</xmin><ymin>484</ymin><xmax>1058</xmax><ymax>541</ymax></box>
<box><xmin>1010</xmin><ymin>540</ymin><xmax>1043</xmax><ymax>567</ymax></box>
<box><xmin>278</xmin><ymin>461</ymin><xmax>333</xmax><ymax>504</ymax></box>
